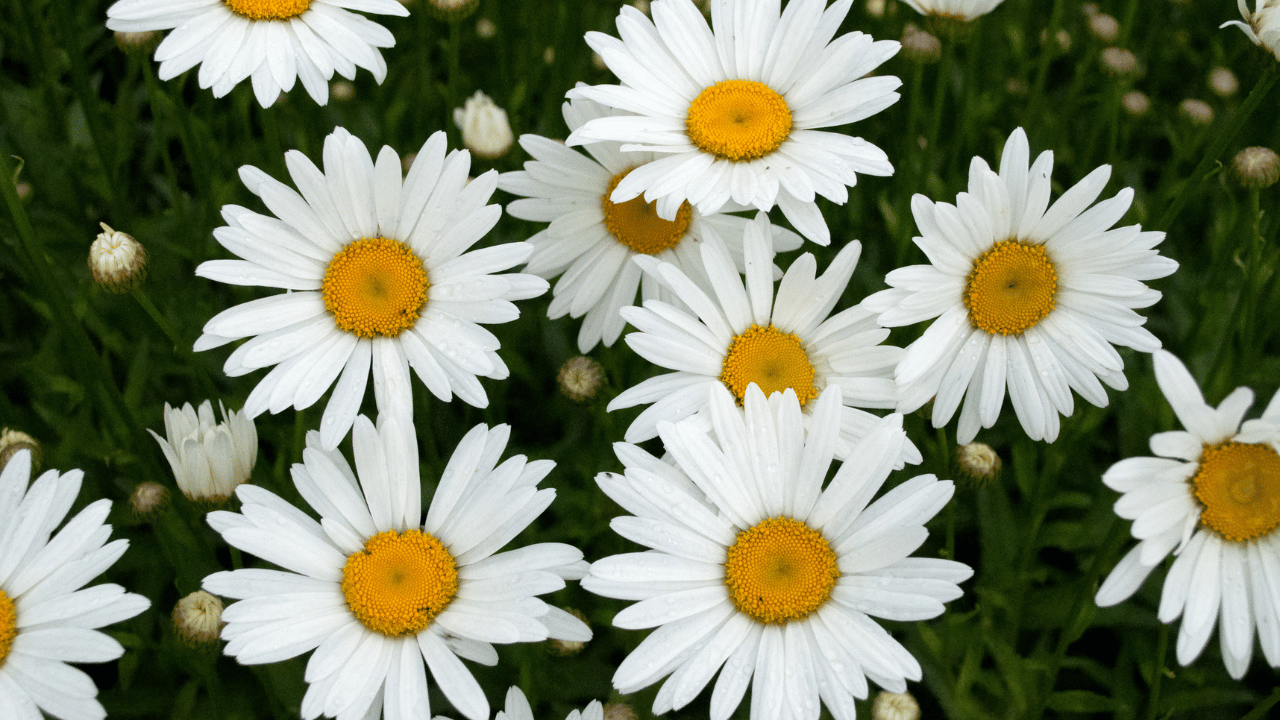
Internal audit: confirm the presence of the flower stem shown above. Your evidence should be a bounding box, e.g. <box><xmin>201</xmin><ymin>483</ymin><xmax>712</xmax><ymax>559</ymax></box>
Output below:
<box><xmin>131</xmin><ymin>287</ymin><xmax>220</xmax><ymax>400</ymax></box>
<box><xmin>1145</xmin><ymin>623</ymin><xmax>1171</xmax><ymax>720</ymax></box>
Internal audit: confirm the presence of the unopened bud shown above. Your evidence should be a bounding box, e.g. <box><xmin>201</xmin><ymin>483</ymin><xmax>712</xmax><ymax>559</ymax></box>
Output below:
<box><xmin>476</xmin><ymin>18</ymin><xmax>496</xmax><ymax>38</ymax></box>
<box><xmin>632</xmin><ymin>0</ymin><xmax>649</xmax><ymax>13</ymax></box>
<box><xmin>1209</xmin><ymin>67</ymin><xmax>1239</xmax><ymax>98</ymax></box>
<box><xmin>130</xmin><ymin>481</ymin><xmax>171</xmax><ymax>521</ymax></box>
<box><xmin>1100</xmin><ymin>47</ymin><xmax>1138</xmax><ymax>78</ymax></box>
<box><xmin>0</xmin><ymin>429</ymin><xmax>41</xmax><ymax>474</ymax></box>
<box><xmin>592</xmin><ymin>52</ymin><xmax>608</xmax><ymax>71</ymax></box>
<box><xmin>865</xmin><ymin>0</ymin><xmax>886</xmax><ymax>18</ymax></box>
<box><xmin>543</xmin><ymin>46</ymin><xmax>556</xmax><ymax>65</ymax></box>
<box><xmin>428</xmin><ymin>0</ymin><xmax>478</xmax><ymax>20</ymax></box>
<box><xmin>548</xmin><ymin>609</ymin><xmax>588</xmax><ymax>655</ymax></box>
<box><xmin>1122</xmin><ymin>90</ymin><xmax>1150</xmax><ymax>117</ymax></box>
<box><xmin>90</xmin><ymin>223</ymin><xmax>147</xmax><ymax>293</ymax></box>
<box><xmin>1179</xmin><ymin>98</ymin><xmax>1214</xmax><ymax>125</ymax></box>
<box><xmin>901</xmin><ymin>25</ymin><xmax>942</xmax><ymax>64</ymax></box>
<box><xmin>1088</xmin><ymin>14</ymin><xmax>1119</xmax><ymax>43</ymax></box>
<box><xmin>558</xmin><ymin>356</ymin><xmax>605</xmax><ymax>402</ymax></box>
<box><xmin>454</xmin><ymin>91</ymin><xmax>514</xmax><ymax>160</ymax></box>
<box><xmin>1233</xmin><ymin>146</ymin><xmax>1280</xmax><ymax>190</ymax></box>
<box><xmin>602</xmin><ymin>702</ymin><xmax>638</xmax><ymax>720</ymax></box>
<box><xmin>114</xmin><ymin>30</ymin><xmax>162</xmax><ymax>56</ymax></box>
<box><xmin>173</xmin><ymin>591</ymin><xmax>224</xmax><ymax>646</ymax></box>
<box><xmin>872</xmin><ymin>691</ymin><xmax>921</xmax><ymax>720</ymax></box>
<box><xmin>956</xmin><ymin>442</ymin><xmax>1002</xmax><ymax>485</ymax></box>
<box><xmin>330</xmin><ymin>81</ymin><xmax>355</xmax><ymax>102</ymax></box>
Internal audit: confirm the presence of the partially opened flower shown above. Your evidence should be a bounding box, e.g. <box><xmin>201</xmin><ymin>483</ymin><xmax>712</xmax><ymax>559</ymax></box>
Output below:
<box><xmin>204</xmin><ymin>415</ymin><xmax>591</xmax><ymax>720</ymax></box>
<box><xmin>488</xmin><ymin>686</ymin><xmax>603</xmax><ymax>720</ymax></box>
<box><xmin>610</xmin><ymin>213</ymin><xmax>917</xmax><ymax>465</ymax></box>
<box><xmin>864</xmin><ymin>127</ymin><xmax>1177</xmax><ymax>444</ymax></box>
<box><xmin>105</xmin><ymin>0</ymin><xmax>410</xmax><ymax>106</ymax></box>
<box><xmin>0</xmin><ymin>450</ymin><xmax>151</xmax><ymax>719</ymax></box>
<box><xmin>149</xmin><ymin>400</ymin><xmax>258</xmax><ymax>503</ymax></box>
<box><xmin>567</xmin><ymin>0</ymin><xmax>900</xmax><ymax>245</ymax></box>
<box><xmin>586</xmin><ymin>385</ymin><xmax>970</xmax><ymax>720</ymax></box>
<box><xmin>1096</xmin><ymin>351</ymin><xmax>1280</xmax><ymax>679</ymax></box>
<box><xmin>196</xmin><ymin>127</ymin><xmax>547</xmax><ymax>449</ymax></box>
<box><xmin>499</xmin><ymin>95</ymin><xmax>800</xmax><ymax>353</ymax></box>
<box><xmin>1223</xmin><ymin>1</ymin><xmax>1280</xmax><ymax>61</ymax></box>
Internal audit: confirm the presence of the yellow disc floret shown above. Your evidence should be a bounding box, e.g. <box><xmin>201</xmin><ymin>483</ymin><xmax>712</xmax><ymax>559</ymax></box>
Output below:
<box><xmin>720</xmin><ymin>324</ymin><xmax>819</xmax><ymax>406</ymax></box>
<box><xmin>724</xmin><ymin>517</ymin><xmax>839</xmax><ymax>624</ymax></box>
<box><xmin>321</xmin><ymin>237</ymin><xmax>430</xmax><ymax>338</ymax></box>
<box><xmin>1193</xmin><ymin>442</ymin><xmax>1280</xmax><ymax>543</ymax></box>
<box><xmin>224</xmin><ymin>0</ymin><xmax>311</xmax><ymax>21</ymax></box>
<box><xmin>964</xmin><ymin>240</ymin><xmax>1058</xmax><ymax>335</ymax></box>
<box><xmin>686</xmin><ymin>80</ymin><xmax>793</xmax><ymax>162</ymax></box>
<box><xmin>0</xmin><ymin>589</ymin><xmax>15</xmax><ymax>668</ymax></box>
<box><xmin>602</xmin><ymin>170</ymin><xmax>694</xmax><ymax>255</ymax></box>
<box><xmin>341</xmin><ymin>529</ymin><xmax>459</xmax><ymax>636</ymax></box>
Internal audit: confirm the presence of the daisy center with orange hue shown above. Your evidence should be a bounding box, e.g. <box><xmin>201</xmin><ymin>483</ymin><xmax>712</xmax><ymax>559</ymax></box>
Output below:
<box><xmin>602</xmin><ymin>170</ymin><xmax>693</xmax><ymax>255</ymax></box>
<box><xmin>724</xmin><ymin>517</ymin><xmax>839</xmax><ymax>624</ymax></box>
<box><xmin>322</xmin><ymin>237</ymin><xmax>430</xmax><ymax>338</ymax></box>
<box><xmin>1192</xmin><ymin>442</ymin><xmax>1280</xmax><ymax>543</ymax></box>
<box><xmin>686</xmin><ymin>80</ymin><xmax>793</xmax><ymax>162</ymax></box>
<box><xmin>0</xmin><ymin>589</ymin><xmax>15</xmax><ymax>667</ymax></box>
<box><xmin>223</xmin><ymin>0</ymin><xmax>311</xmax><ymax>21</ymax></box>
<box><xmin>341</xmin><ymin>529</ymin><xmax>459</xmax><ymax>637</ymax></box>
<box><xmin>720</xmin><ymin>324</ymin><xmax>819</xmax><ymax>406</ymax></box>
<box><xmin>964</xmin><ymin>240</ymin><xmax>1058</xmax><ymax>335</ymax></box>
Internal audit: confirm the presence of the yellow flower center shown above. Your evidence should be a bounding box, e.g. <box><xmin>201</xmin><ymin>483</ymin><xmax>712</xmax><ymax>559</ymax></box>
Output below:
<box><xmin>963</xmin><ymin>240</ymin><xmax>1058</xmax><ymax>335</ymax></box>
<box><xmin>321</xmin><ymin>237</ymin><xmax>430</xmax><ymax>338</ymax></box>
<box><xmin>0</xmin><ymin>589</ymin><xmax>15</xmax><ymax>668</ymax></box>
<box><xmin>1193</xmin><ymin>442</ymin><xmax>1280</xmax><ymax>543</ymax></box>
<box><xmin>724</xmin><ymin>517</ymin><xmax>839</xmax><ymax>624</ymax></box>
<box><xmin>223</xmin><ymin>0</ymin><xmax>311</xmax><ymax>20</ymax></box>
<box><xmin>720</xmin><ymin>324</ymin><xmax>819</xmax><ymax>407</ymax></box>
<box><xmin>601</xmin><ymin>170</ymin><xmax>694</xmax><ymax>255</ymax></box>
<box><xmin>685</xmin><ymin>80</ymin><xmax>793</xmax><ymax>162</ymax></box>
<box><xmin>340</xmin><ymin>529</ymin><xmax>459</xmax><ymax>637</ymax></box>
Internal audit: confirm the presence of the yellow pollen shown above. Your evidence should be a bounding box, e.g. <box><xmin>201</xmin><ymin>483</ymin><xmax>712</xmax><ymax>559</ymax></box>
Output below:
<box><xmin>0</xmin><ymin>589</ymin><xmax>15</xmax><ymax>668</ymax></box>
<box><xmin>341</xmin><ymin>530</ymin><xmax>458</xmax><ymax>637</ymax></box>
<box><xmin>1193</xmin><ymin>442</ymin><xmax>1280</xmax><ymax>543</ymax></box>
<box><xmin>321</xmin><ymin>237</ymin><xmax>430</xmax><ymax>338</ymax></box>
<box><xmin>223</xmin><ymin>0</ymin><xmax>311</xmax><ymax>21</ymax></box>
<box><xmin>602</xmin><ymin>170</ymin><xmax>693</xmax><ymax>255</ymax></box>
<box><xmin>963</xmin><ymin>240</ymin><xmax>1058</xmax><ymax>335</ymax></box>
<box><xmin>685</xmin><ymin>80</ymin><xmax>792</xmax><ymax>162</ymax></box>
<box><xmin>724</xmin><ymin>517</ymin><xmax>839</xmax><ymax>624</ymax></box>
<box><xmin>720</xmin><ymin>324</ymin><xmax>819</xmax><ymax>406</ymax></box>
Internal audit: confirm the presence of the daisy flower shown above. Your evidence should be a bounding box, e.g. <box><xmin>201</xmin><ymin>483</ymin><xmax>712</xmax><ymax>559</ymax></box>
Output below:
<box><xmin>498</xmin><ymin>94</ymin><xmax>801</xmax><ymax>353</ymax></box>
<box><xmin>900</xmin><ymin>0</ymin><xmax>1005</xmax><ymax>21</ymax></box>
<box><xmin>195</xmin><ymin>127</ymin><xmax>547</xmax><ymax>449</ymax></box>
<box><xmin>566</xmin><ymin>0</ymin><xmax>901</xmax><ymax>246</ymax></box>
<box><xmin>1224</xmin><ymin>1</ymin><xmax>1280</xmax><ymax>61</ymax></box>
<box><xmin>1096</xmin><ymin>351</ymin><xmax>1280</xmax><ymax>679</ymax></box>
<box><xmin>203</xmin><ymin>415</ymin><xmax>591</xmax><ymax>720</ymax></box>
<box><xmin>863</xmin><ymin>127</ymin><xmax>1177</xmax><ymax>444</ymax></box>
<box><xmin>105</xmin><ymin>0</ymin><xmax>409</xmax><ymax>107</ymax></box>
<box><xmin>482</xmin><ymin>686</ymin><xmax>603</xmax><ymax>720</ymax></box>
<box><xmin>586</xmin><ymin>384</ymin><xmax>971</xmax><ymax>720</ymax></box>
<box><xmin>609</xmin><ymin>213</ymin><xmax>918</xmax><ymax>465</ymax></box>
<box><xmin>0</xmin><ymin>450</ymin><xmax>151</xmax><ymax>720</ymax></box>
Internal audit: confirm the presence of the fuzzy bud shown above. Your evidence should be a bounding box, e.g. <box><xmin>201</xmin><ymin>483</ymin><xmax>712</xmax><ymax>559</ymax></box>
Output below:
<box><xmin>89</xmin><ymin>223</ymin><xmax>147</xmax><ymax>293</ymax></box>
<box><xmin>1209</xmin><ymin>67</ymin><xmax>1240</xmax><ymax>98</ymax></box>
<box><xmin>872</xmin><ymin>691</ymin><xmax>921</xmax><ymax>720</ymax></box>
<box><xmin>330</xmin><ymin>81</ymin><xmax>355</xmax><ymax>102</ymax></box>
<box><xmin>1088</xmin><ymin>14</ymin><xmax>1119</xmax><ymax>43</ymax></box>
<box><xmin>130</xmin><ymin>481</ymin><xmax>171</xmax><ymax>521</ymax></box>
<box><xmin>0</xmin><ymin>429</ymin><xmax>41</xmax><ymax>474</ymax></box>
<box><xmin>1100</xmin><ymin>47</ymin><xmax>1138</xmax><ymax>78</ymax></box>
<box><xmin>476</xmin><ymin>18</ymin><xmax>496</xmax><ymax>38</ymax></box>
<box><xmin>1179</xmin><ymin>98</ymin><xmax>1214</xmax><ymax>125</ymax></box>
<box><xmin>454</xmin><ymin>91</ymin><xmax>514</xmax><ymax>160</ymax></box>
<box><xmin>1121</xmin><ymin>90</ymin><xmax>1150</xmax><ymax>116</ymax></box>
<box><xmin>548</xmin><ymin>609</ymin><xmax>589</xmax><ymax>655</ymax></box>
<box><xmin>602</xmin><ymin>702</ymin><xmax>638</xmax><ymax>720</ymax></box>
<box><xmin>173</xmin><ymin>591</ymin><xmax>224</xmax><ymax>646</ymax></box>
<box><xmin>558</xmin><ymin>356</ymin><xmax>605</xmax><ymax>402</ymax></box>
<box><xmin>1233</xmin><ymin>146</ymin><xmax>1280</xmax><ymax>190</ymax></box>
<box><xmin>427</xmin><ymin>0</ymin><xmax>478</xmax><ymax>20</ymax></box>
<box><xmin>956</xmin><ymin>442</ymin><xmax>1002</xmax><ymax>485</ymax></box>
<box><xmin>901</xmin><ymin>24</ymin><xmax>942</xmax><ymax>64</ymax></box>
<box><xmin>114</xmin><ymin>30</ymin><xmax>162</xmax><ymax>56</ymax></box>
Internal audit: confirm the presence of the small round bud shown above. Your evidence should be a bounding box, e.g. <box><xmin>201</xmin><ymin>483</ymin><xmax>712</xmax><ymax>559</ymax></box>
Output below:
<box><xmin>453</xmin><ymin>91</ymin><xmax>514</xmax><ymax>160</ymax></box>
<box><xmin>1005</xmin><ymin>78</ymin><xmax>1028</xmax><ymax>96</ymax></box>
<box><xmin>542</xmin><ymin>46</ymin><xmax>555</xmax><ymax>65</ymax></box>
<box><xmin>1088</xmin><ymin>14</ymin><xmax>1119</xmax><ymax>43</ymax></box>
<box><xmin>1040</xmin><ymin>28</ymin><xmax>1072</xmax><ymax>53</ymax></box>
<box><xmin>558</xmin><ymin>356</ymin><xmax>605</xmax><ymax>402</ymax></box>
<box><xmin>14</xmin><ymin>181</ymin><xmax>32</xmax><ymax>201</ymax></box>
<box><xmin>1082</xmin><ymin>3</ymin><xmax>1100</xmax><ymax>17</ymax></box>
<box><xmin>330</xmin><ymin>81</ymin><xmax>355</xmax><ymax>102</ymax></box>
<box><xmin>0</xmin><ymin>429</ymin><xmax>41</xmax><ymax>474</ymax></box>
<box><xmin>428</xmin><ymin>0</ymin><xmax>478</xmax><ymax>20</ymax></box>
<box><xmin>901</xmin><ymin>25</ymin><xmax>942</xmax><ymax>64</ymax></box>
<box><xmin>402</xmin><ymin>152</ymin><xmax>418</xmax><ymax>175</ymax></box>
<box><xmin>1233</xmin><ymin>146</ymin><xmax>1280</xmax><ymax>190</ymax></box>
<box><xmin>173</xmin><ymin>591</ymin><xmax>224</xmax><ymax>646</ymax></box>
<box><xmin>114</xmin><ymin>30</ymin><xmax>162</xmax><ymax>56</ymax></box>
<box><xmin>1121</xmin><ymin>90</ymin><xmax>1150</xmax><ymax>116</ymax></box>
<box><xmin>956</xmin><ymin>442</ymin><xmax>1002</xmax><ymax>485</ymax></box>
<box><xmin>602</xmin><ymin>702</ymin><xmax>638</xmax><ymax>720</ymax></box>
<box><xmin>1100</xmin><ymin>47</ymin><xmax>1138</xmax><ymax>78</ymax></box>
<box><xmin>89</xmin><ymin>223</ymin><xmax>147</xmax><ymax>294</ymax></box>
<box><xmin>865</xmin><ymin>0</ymin><xmax>886</xmax><ymax>18</ymax></box>
<box><xmin>1209</xmin><ymin>67</ymin><xmax>1239</xmax><ymax>98</ymax></box>
<box><xmin>548</xmin><ymin>608</ymin><xmax>589</xmax><ymax>655</ymax></box>
<box><xmin>872</xmin><ymin>691</ymin><xmax>921</xmax><ymax>720</ymax></box>
<box><xmin>592</xmin><ymin>52</ymin><xmax>608</xmax><ymax>71</ymax></box>
<box><xmin>632</xmin><ymin>0</ymin><xmax>649</xmax><ymax>14</ymax></box>
<box><xmin>475</xmin><ymin>18</ymin><xmax>496</xmax><ymax>38</ymax></box>
<box><xmin>1179</xmin><ymin>98</ymin><xmax>1214</xmax><ymax>125</ymax></box>
<box><xmin>130</xmin><ymin>481</ymin><xmax>171</xmax><ymax>521</ymax></box>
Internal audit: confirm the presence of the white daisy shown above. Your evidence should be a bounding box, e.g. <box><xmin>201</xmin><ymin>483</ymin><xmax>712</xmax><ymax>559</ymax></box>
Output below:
<box><xmin>149</xmin><ymin>399</ymin><xmax>258</xmax><ymax>503</ymax></box>
<box><xmin>565</xmin><ymin>0</ymin><xmax>901</xmax><ymax>246</ymax></box>
<box><xmin>483</xmin><ymin>686</ymin><xmax>603</xmax><ymax>720</ymax></box>
<box><xmin>203</xmin><ymin>415</ymin><xmax>592</xmax><ymax>720</ymax></box>
<box><xmin>609</xmin><ymin>213</ymin><xmax>918</xmax><ymax>465</ymax></box>
<box><xmin>900</xmin><ymin>0</ymin><xmax>1005</xmax><ymax>21</ymax></box>
<box><xmin>0</xmin><ymin>449</ymin><xmax>152</xmax><ymax>720</ymax></box>
<box><xmin>585</xmin><ymin>384</ymin><xmax>971</xmax><ymax>720</ymax></box>
<box><xmin>1096</xmin><ymin>350</ymin><xmax>1280</xmax><ymax>679</ymax></box>
<box><xmin>105</xmin><ymin>0</ymin><xmax>409</xmax><ymax>107</ymax></box>
<box><xmin>498</xmin><ymin>94</ymin><xmax>802</xmax><ymax>353</ymax></box>
<box><xmin>863</xmin><ymin>127</ymin><xmax>1178</xmax><ymax>444</ymax></box>
<box><xmin>1225</xmin><ymin>1</ymin><xmax>1280</xmax><ymax>61</ymax></box>
<box><xmin>195</xmin><ymin>127</ymin><xmax>547</xmax><ymax>449</ymax></box>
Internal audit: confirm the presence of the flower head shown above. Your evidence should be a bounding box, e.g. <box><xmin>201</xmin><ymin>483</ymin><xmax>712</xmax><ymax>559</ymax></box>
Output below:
<box><xmin>149</xmin><ymin>400</ymin><xmax>258</xmax><ymax>503</ymax></box>
<box><xmin>455</xmin><ymin>91</ymin><xmax>515</xmax><ymax>160</ymax></box>
<box><xmin>0</xmin><ymin>428</ymin><xmax>40</xmax><ymax>473</ymax></box>
<box><xmin>174</xmin><ymin>590</ymin><xmax>225</xmax><ymax>646</ymax></box>
<box><xmin>900</xmin><ymin>0</ymin><xmax>1005</xmax><ymax>22</ymax></box>
<box><xmin>1223</xmin><ymin>0</ymin><xmax>1280</xmax><ymax>62</ymax></box>
<box><xmin>1233</xmin><ymin>146</ymin><xmax>1280</xmax><ymax>189</ymax></box>
<box><xmin>89</xmin><ymin>222</ymin><xmax>147</xmax><ymax>293</ymax></box>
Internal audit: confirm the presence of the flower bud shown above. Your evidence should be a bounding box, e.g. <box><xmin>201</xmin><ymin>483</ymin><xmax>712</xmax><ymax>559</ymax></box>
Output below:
<box><xmin>1088</xmin><ymin>14</ymin><xmax>1119</xmax><ymax>43</ymax></box>
<box><xmin>956</xmin><ymin>442</ymin><xmax>1002</xmax><ymax>485</ymax></box>
<box><xmin>173</xmin><ymin>591</ymin><xmax>224</xmax><ymax>646</ymax></box>
<box><xmin>453</xmin><ymin>91</ymin><xmax>514</xmax><ymax>160</ymax></box>
<box><xmin>872</xmin><ymin>691</ymin><xmax>921</xmax><ymax>720</ymax></box>
<box><xmin>114</xmin><ymin>30</ymin><xmax>162</xmax><ymax>56</ymax></box>
<box><xmin>1122</xmin><ymin>90</ymin><xmax>1150</xmax><ymax>117</ymax></box>
<box><xmin>330</xmin><ymin>81</ymin><xmax>355</xmax><ymax>102</ymax></box>
<box><xmin>1209</xmin><ymin>67</ymin><xmax>1239</xmax><ymax>98</ymax></box>
<box><xmin>428</xmin><ymin>0</ymin><xmax>478</xmax><ymax>21</ymax></box>
<box><xmin>150</xmin><ymin>400</ymin><xmax>258</xmax><ymax>504</ymax></box>
<box><xmin>1099</xmin><ymin>47</ymin><xmax>1138</xmax><ymax>78</ymax></box>
<box><xmin>476</xmin><ymin>18</ymin><xmax>496</xmax><ymax>38</ymax></box>
<box><xmin>1179</xmin><ymin>98</ymin><xmax>1214</xmax><ymax>125</ymax></box>
<box><xmin>89</xmin><ymin>223</ymin><xmax>147</xmax><ymax>293</ymax></box>
<box><xmin>1233</xmin><ymin>146</ymin><xmax>1280</xmax><ymax>190</ymax></box>
<box><xmin>130</xmin><ymin>481</ymin><xmax>171</xmax><ymax>521</ymax></box>
<box><xmin>603</xmin><ymin>702</ymin><xmax>638</xmax><ymax>720</ymax></box>
<box><xmin>901</xmin><ymin>24</ymin><xmax>942</xmax><ymax>64</ymax></box>
<box><xmin>0</xmin><ymin>429</ymin><xmax>41</xmax><ymax>474</ymax></box>
<box><xmin>548</xmin><ymin>609</ymin><xmax>588</xmax><ymax>655</ymax></box>
<box><xmin>558</xmin><ymin>356</ymin><xmax>605</xmax><ymax>402</ymax></box>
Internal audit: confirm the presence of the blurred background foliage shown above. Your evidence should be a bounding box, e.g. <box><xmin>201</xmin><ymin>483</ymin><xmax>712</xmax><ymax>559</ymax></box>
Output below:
<box><xmin>1</xmin><ymin>0</ymin><xmax>1279</xmax><ymax>718</ymax></box>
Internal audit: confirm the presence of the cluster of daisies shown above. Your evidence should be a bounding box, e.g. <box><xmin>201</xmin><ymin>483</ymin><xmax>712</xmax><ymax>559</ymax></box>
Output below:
<box><xmin>4</xmin><ymin>0</ymin><xmax>1279</xmax><ymax>719</ymax></box>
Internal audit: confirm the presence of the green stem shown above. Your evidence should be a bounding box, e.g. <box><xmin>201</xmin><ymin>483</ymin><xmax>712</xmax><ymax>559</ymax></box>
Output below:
<box><xmin>1157</xmin><ymin>67</ymin><xmax>1278</xmax><ymax>231</ymax></box>
<box><xmin>1145</xmin><ymin>623</ymin><xmax>1171</xmax><ymax>720</ymax></box>
<box><xmin>1241</xmin><ymin>687</ymin><xmax>1280</xmax><ymax>720</ymax></box>
<box><xmin>1026</xmin><ymin>0</ymin><xmax>1066</xmax><ymax>124</ymax></box>
<box><xmin>131</xmin><ymin>287</ymin><xmax>219</xmax><ymax>399</ymax></box>
<box><xmin>447</xmin><ymin>19</ymin><xmax>463</xmax><ymax>145</ymax></box>
<box><xmin>53</xmin><ymin>0</ymin><xmax>122</xmax><ymax>212</ymax></box>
